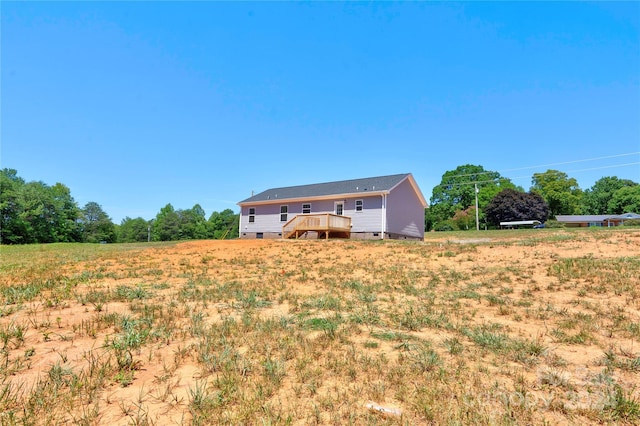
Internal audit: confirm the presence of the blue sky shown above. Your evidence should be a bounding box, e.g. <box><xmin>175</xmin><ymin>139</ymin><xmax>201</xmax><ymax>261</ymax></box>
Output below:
<box><xmin>2</xmin><ymin>1</ymin><xmax>639</xmax><ymax>223</ymax></box>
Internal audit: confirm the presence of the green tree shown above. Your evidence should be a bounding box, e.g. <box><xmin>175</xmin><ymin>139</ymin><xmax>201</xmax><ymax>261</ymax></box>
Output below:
<box><xmin>208</xmin><ymin>209</ymin><xmax>239</xmax><ymax>239</ymax></box>
<box><xmin>152</xmin><ymin>204</ymin><xmax>233</xmax><ymax>242</ymax></box>
<box><xmin>50</xmin><ymin>183</ymin><xmax>81</xmax><ymax>242</ymax></box>
<box><xmin>477</xmin><ymin>181</ymin><xmax>522</xmax><ymax>209</ymax></box>
<box><xmin>19</xmin><ymin>181</ymin><xmax>60</xmax><ymax>243</ymax></box>
<box><xmin>79</xmin><ymin>202</ymin><xmax>116</xmax><ymax>243</ymax></box>
<box><xmin>531</xmin><ymin>170</ymin><xmax>583</xmax><ymax>217</ymax></box>
<box><xmin>452</xmin><ymin>207</ymin><xmax>477</xmax><ymax>230</ymax></box>
<box><xmin>582</xmin><ymin>176</ymin><xmax>638</xmax><ymax>214</ymax></box>
<box><xmin>428</xmin><ymin>165</ymin><xmax>515</xmax><ymax>230</ymax></box>
<box><xmin>118</xmin><ymin>217</ymin><xmax>150</xmax><ymax>242</ymax></box>
<box><xmin>0</xmin><ymin>169</ymin><xmax>28</xmax><ymax>244</ymax></box>
<box><xmin>152</xmin><ymin>204</ymin><xmax>181</xmax><ymax>241</ymax></box>
<box><xmin>484</xmin><ymin>189</ymin><xmax>550</xmax><ymax>226</ymax></box>
<box><xmin>1</xmin><ymin>169</ymin><xmax>83</xmax><ymax>244</ymax></box>
<box><xmin>608</xmin><ymin>186</ymin><xmax>640</xmax><ymax>214</ymax></box>
<box><xmin>1</xmin><ymin>170</ymin><xmax>85</xmax><ymax>244</ymax></box>
<box><xmin>179</xmin><ymin>204</ymin><xmax>209</xmax><ymax>240</ymax></box>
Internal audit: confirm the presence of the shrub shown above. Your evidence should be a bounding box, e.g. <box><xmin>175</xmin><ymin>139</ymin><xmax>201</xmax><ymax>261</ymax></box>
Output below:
<box><xmin>434</xmin><ymin>220</ymin><xmax>456</xmax><ymax>232</ymax></box>
<box><xmin>623</xmin><ymin>219</ymin><xmax>640</xmax><ymax>227</ymax></box>
<box><xmin>544</xmin><ymin>219</ymin><xmax>565</xmax><ymax>228</ymax></box>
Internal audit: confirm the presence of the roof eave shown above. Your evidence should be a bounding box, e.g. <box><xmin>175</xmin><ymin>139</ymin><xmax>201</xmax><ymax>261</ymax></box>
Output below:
<box><xmin>238</xmin><ymin>190</ymin><xmax>389</xmax><ymax>206</ymax></box>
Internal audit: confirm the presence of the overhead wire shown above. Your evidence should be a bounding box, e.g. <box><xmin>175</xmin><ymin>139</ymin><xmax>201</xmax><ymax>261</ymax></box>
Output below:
<box><xmin>433</xmin><ymin>152</ymin><xmax>640</xmax><ymax>188</ymax></box>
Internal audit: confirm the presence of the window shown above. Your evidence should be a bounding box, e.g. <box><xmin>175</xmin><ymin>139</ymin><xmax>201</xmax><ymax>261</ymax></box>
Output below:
<box><xmin>355</xmin><ymin>199</ymin><xmax>363</xmax><ymax>212</ymax></box>
<box><xmin>280</xmin><ymin>205</ymin><xmax>288</xmax><ymax>222</ymax></box>
<box><xmin>248</xmin><ymin>207</ymin><xmax>255</xmax><ymax>223</ymax></box>
<box><xmin>335</xmin><ymin>202</ymin><xmax>344</xmax><ymax>216</ymax></box>
<box><xmin>302</xmin><ymin>204</ymin><xmax>311</xmax><ymax>214</ymax></box>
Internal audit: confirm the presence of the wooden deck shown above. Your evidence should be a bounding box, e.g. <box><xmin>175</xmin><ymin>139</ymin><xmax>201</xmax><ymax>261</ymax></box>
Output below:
<box><xmin>283</xmin><ymin>214</ymin><xmax>351</xmax><ymax>240</ymax></box>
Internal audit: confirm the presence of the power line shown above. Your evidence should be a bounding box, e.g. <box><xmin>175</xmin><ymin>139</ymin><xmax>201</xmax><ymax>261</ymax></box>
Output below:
<box><xmin>436</xmin><ymin>161</ymin><xmax>640</xmax><ymax>188</ymax></box>
<box><xmin>499</xmin><ymin>152</ymin><xmax>640</xmax><ymax>174</ymax></box>
<box><xmin>510</xmin><ymin>162</ymin><xmax>640</xmax><ymax>182</ymax></box>
<box><xmin>440</xmin><ymin>151</ymin><xmax>640</xmax><ymax>180</ymax></box>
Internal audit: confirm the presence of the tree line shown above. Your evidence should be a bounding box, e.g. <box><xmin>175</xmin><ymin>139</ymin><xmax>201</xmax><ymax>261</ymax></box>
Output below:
<box><xmin>3</xmin><ymin>166</ymin><xmax>639</xmax><ymax>243</ymax></box>
<box><xmin>0</xmin><ymin>168</ymin><xmax>239</xmax><ymax>244</ymax></box>
<box><xmin>426</xmin><ymin>164</ymin><xmax>640</xmax><ymax>231</ymax></box>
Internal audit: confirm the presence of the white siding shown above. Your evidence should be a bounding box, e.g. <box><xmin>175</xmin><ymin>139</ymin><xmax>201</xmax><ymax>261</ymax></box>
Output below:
<box><xmin>240</xmin><ymin>204</ymin><xmax>283</xmax><ymax>234</ymax></box>
<box><xmin>386</xmin><ymin>178</ymin><xmax>425</xmax><ymax>239</ymax></box>
<box><xmin>240</xmin><ymin>195</ymin><xmax>385</xmax><ymax>236</ymax></box>
<box><xmin>348</xmin><ymin>196</ymin><xmax>383</xmax><ymax>232</ymax></box>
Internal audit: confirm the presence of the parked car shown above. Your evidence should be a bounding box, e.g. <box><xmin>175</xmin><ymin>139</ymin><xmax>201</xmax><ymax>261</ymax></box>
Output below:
<box><xmin>533</xmin><ymin>223</ymin><xmax>545</xmax><ymax>229</ymax></box>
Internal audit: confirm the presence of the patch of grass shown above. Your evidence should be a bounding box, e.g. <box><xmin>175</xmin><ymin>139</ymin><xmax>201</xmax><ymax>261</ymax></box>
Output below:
<box><xmin>463</xmin><ymin>327</ymin><xmax>511</xmax><ymax>353</ymax></box>
<box><xmin>302</xmin><ymin>315</ymin><xmax>342</xmax><ymax>339</ymax></box>
<box><xmin>301</xmin><ymin>293</ymin><xmax>342</xmax><ymax>311</ymax></box>
<box><xmin>370</xmin><ymin>330</ymin><xmax>413</xmax><ymax>342</ymax></box>
<box><xmin>606</xmin><ymin>385</ymin><xmax>640</xmax><ymax>422</ymax></box>
<box><xmin>442</xmin><ymin>337</ymin><xmax>464</xmax><ymax>355</ymax></box>
<box><xmin>115</xmin><ymin>284</ymin><xmax>151</xmax><ymax>301</ymax></box>
<box><xmin>410</xmin><ymin>345</ymin><xmax>442</xmax><ymax>373</ymax></box>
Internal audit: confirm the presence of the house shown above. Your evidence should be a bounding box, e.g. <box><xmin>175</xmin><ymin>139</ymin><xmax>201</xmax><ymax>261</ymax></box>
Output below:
<box><xmin>555</xmin><ymin>213</ymin><xmax>640</xmax><ymax>228</ymax></box>
<box><xmin>237</xmin><ymin>173</ymin><xmax>427</xmax><ymax>240</ymax></box>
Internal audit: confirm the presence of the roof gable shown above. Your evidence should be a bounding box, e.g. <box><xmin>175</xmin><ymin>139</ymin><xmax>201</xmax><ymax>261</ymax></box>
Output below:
<box><xmin>239</xmin><ymin>173</ymin><xmax>424</xmax><ymax>205</ymax></box>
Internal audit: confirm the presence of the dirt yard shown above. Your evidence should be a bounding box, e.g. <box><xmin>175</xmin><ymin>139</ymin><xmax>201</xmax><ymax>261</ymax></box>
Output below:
<box><xmin>1</xmin><ymin>229</ymin><xmax>639</xmax><ymax>424</ymax></box>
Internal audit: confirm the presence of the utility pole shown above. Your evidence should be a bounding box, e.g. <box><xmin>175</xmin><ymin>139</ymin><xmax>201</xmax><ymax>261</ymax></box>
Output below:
<box><xmin>475</xmin><ymin>183</ymin><xmax>480</xmax><ymax>231</ymax></box>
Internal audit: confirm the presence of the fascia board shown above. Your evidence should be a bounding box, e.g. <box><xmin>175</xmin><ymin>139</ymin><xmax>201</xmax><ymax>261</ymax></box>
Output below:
<box><xmin>238</xmin><ymin>191</ymin><xmax>388</xmax><ymax>207</ymax></box>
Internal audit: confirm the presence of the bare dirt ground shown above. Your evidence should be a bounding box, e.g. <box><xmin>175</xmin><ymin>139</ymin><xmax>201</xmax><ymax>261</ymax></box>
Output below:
<box><xmin>1</xmin><ymin>229</ymin><xmax>639</xmax><ymax>425</ymax></box>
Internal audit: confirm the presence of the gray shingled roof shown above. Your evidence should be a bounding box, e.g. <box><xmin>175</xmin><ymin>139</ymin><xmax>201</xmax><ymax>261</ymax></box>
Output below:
<box><xmin>239</xmin><ymin>173</ymin><xmax>412</xmax><ymax>204</ymax></box>
<box><xmin>556</xmin><ymin>213</ymin><xmax>640</xmax><ymax>222</ymax></box>
<box><xmin>556</xmin><ymin>215</ymin><xmax>611</xmax><ymax>222</ymax></box>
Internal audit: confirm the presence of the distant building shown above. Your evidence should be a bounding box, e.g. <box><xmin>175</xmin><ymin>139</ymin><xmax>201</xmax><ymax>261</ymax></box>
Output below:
<box><xmin>555</xmin><ymin>213</ymin><xmax>640</xmax><ymax>228</ymax></box>
<box><xmin>237</xmin><ymin>173</ymin><xmax>427</xmax><ymax>240</ymax></box>
<box><xmin>499</xmin><ymin>220</ymin><xmax>541</xmax><ymax>229</ymax></box>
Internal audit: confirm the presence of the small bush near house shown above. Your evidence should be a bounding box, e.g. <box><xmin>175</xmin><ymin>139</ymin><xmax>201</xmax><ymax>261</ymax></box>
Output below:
<box><xmin>623</xmin><ymin>219</ymin><xmax>640</xmax><ymax>227</ymax></box>
<box><xmin>545</xmin><ymin>219</ymin><xmax>565</xmax><ymax>228</ymax></box>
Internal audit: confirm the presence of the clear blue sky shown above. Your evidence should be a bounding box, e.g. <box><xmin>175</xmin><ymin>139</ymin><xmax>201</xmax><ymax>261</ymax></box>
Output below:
<box><xmin>2</xmin><ymin>1</ymin><xmax>639</xmax><ymax>223</ymax></box>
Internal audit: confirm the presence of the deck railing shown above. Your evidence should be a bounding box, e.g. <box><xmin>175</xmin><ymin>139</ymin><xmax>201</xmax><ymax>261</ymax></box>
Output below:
<box><xmin>283</xmin><ymin>214</ymin><xmax>351</xmax><ymax>239</ymax></box>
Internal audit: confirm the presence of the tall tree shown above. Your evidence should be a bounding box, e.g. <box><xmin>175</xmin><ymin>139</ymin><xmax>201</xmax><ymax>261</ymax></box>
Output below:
<box><xmin>51</xmin><ymin>183</ymin><xmax>81</xmax><ymax>242</ymax></box>
<box><xmin>582</xmin><ymin>176</ymin><xmax>638</xmax><ymax>214</ymax></box>
<box><xmin>118</xmin><ymin>217</ymin><xmax>150</xmax><ymax>242</ymax></box>
<box><xmin>531</xmin><ymin>170</ymin><xmax>583</xmax><ymax>216</ymax></box>
<box><xmin>428</xmin><ymin>164</ymin><xmax>515</xmax><ymax>230</ymax></box>
<box><xmin>152</xmin><ymin>204</ymin><xmax>181</xmax><ymax>241</ymax></box>
<box><xmin>1</xmin><ymin>170</ymin><xmax>83</xmax><ymax>244</ymax></box>
<box><xmin>1</xmin><ymin>169</ymin><xmax>114</xmax><ymax>244</ymax></box>
<box><xmin>484</xmin><ymin>189</ymin><xmax>550</xmax><ymax>226</ymax></box>
<box><xmin>179</xmin><ymin>204</ymin><xmax>209</xmax><ymax>240</ymax></box>
<box><xmin>79</xmin><ymin>202</ymin><xmax>116</xmax><ymax>243</ymax></box>
<box><xmin>208</xmin><ymin>209</ymin><xmax>239</xmax><ymax>239</ymax></box>
<box><xmin>0</xmin><ymin>169</ymin><xmax>28</xmax><ymax>244</ymax></box>
<box><xmin>19</xmin><ymin>181</ymin><xmax>59</xmax><ymax>243</ymax></box>
<box><xmin>608</xmin><ymin>186</ymin><xmax>640</xmax><ymax>214</ymax></box>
